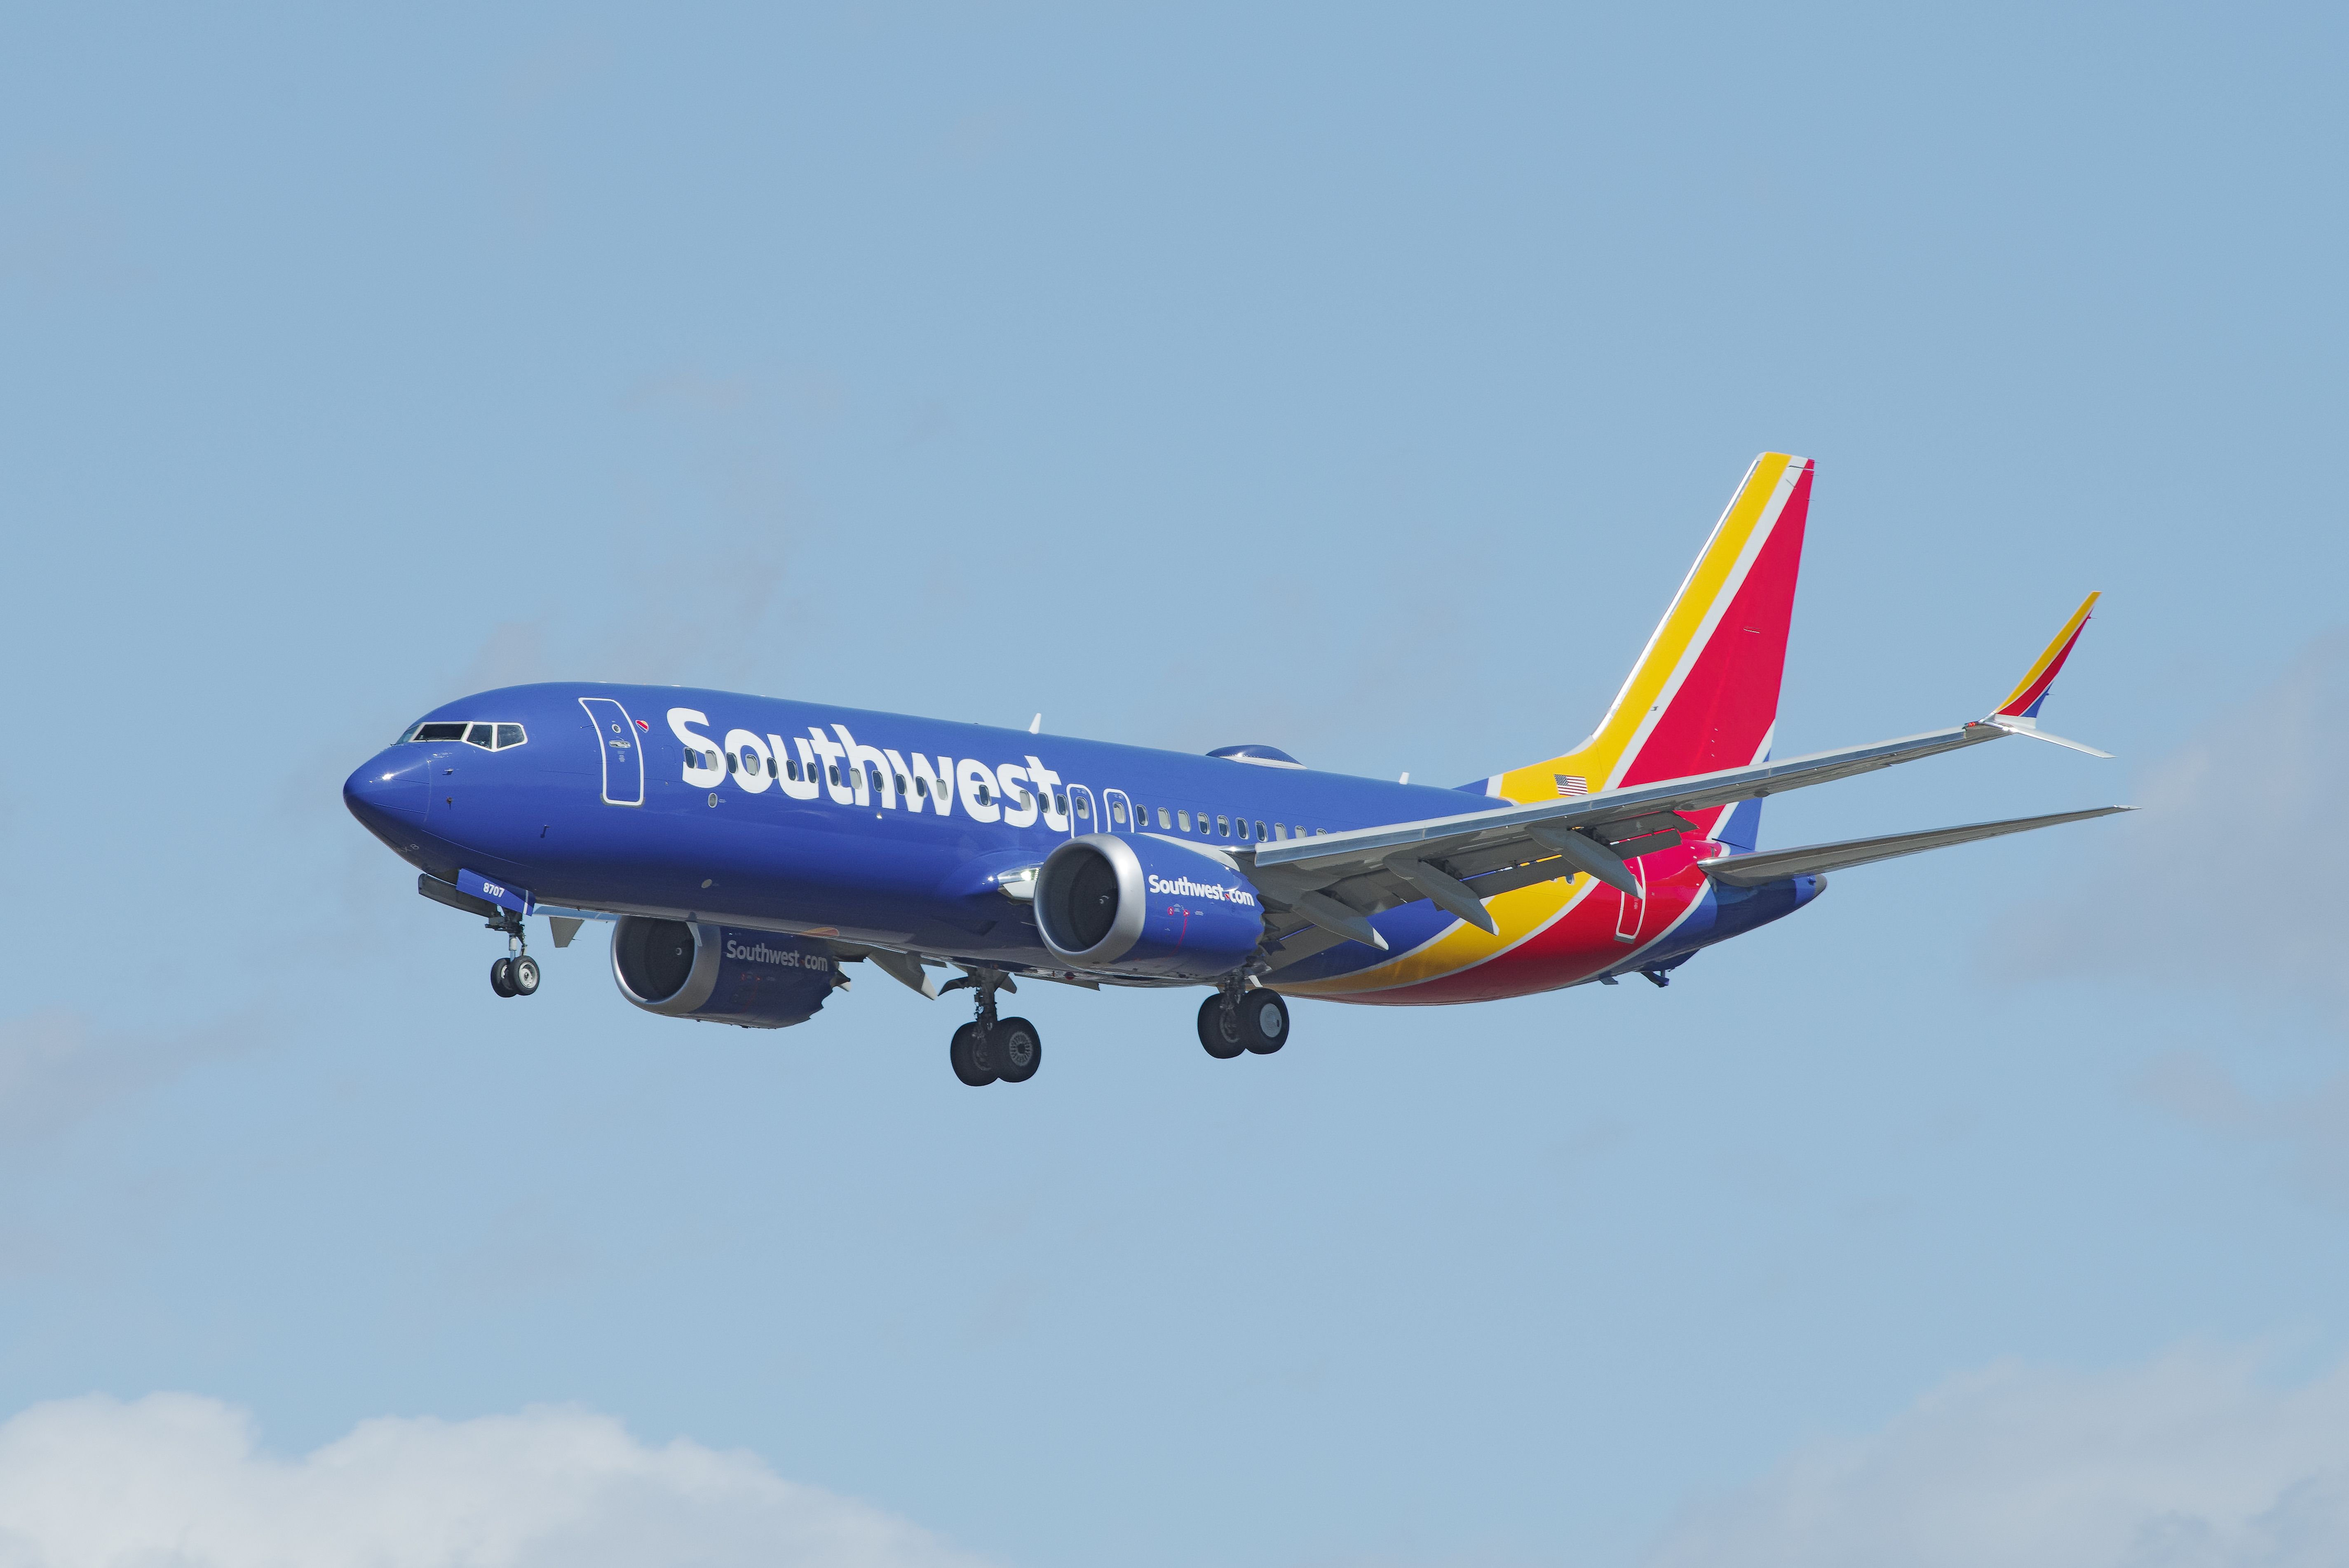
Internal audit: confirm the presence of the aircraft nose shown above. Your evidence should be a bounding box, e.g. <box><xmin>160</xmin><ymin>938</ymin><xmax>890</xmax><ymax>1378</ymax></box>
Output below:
<box><xmin>344</xmin><ymin>749</ymin><xmax>428</xmax><ymax>837</ymax></box>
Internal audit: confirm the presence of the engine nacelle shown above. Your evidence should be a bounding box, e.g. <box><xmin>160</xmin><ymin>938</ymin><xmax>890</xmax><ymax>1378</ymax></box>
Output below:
<box><xmin>1035</xmin><ymin>833</ymin><xmax>1264</xmax><ymax>979</ymax></box>
<box><xmin>610</xmin><ymin>916</ymin><xmax>839</xmax><ymax>1028</ymax></box>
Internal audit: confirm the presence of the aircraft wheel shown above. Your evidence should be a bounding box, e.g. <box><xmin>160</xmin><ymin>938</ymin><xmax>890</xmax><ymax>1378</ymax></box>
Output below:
<box><xmin>510</xmin><ymin>955</ymin><xmax>541</xmax><ymax>996</ymax></box>
<box><xmin>993</xmin><ymin>1017</ymin><xmax>1042</xmax><ymax>1083</ymax></box>
<box><xmin>1240</xmin><ymin>989</ymin><xmax>1288</xmax><ymax>1054</ymax></box>
<box><xmin>1197</xmin><ymin>995</ymin><xmax>1245</xmax><ymax>1059</ymax></box>
<box><xmin>950</xmin><ymin>1022</ymin><xmax>998</xmax><ymax>1087</ymax></box>
<box><xmin>490</xmin><ymin>958</ymin><xmax>517</xmax><ymax>998</ymax></box>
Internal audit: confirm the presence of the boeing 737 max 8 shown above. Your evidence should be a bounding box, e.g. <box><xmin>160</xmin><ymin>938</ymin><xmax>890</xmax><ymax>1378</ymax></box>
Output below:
<box><xmin>343</xmin><ymin>453</ymin><xmax>2124</xmax><ymax>1085</ymax></box>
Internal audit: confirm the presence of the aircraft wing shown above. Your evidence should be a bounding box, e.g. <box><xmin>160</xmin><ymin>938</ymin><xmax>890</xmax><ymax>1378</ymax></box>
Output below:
<box><xmin>1694</xmin><ymin>806</ymin><xmax>2130</xmax><ymax>887</ymax></box>
<box><xmin>1242</xmin><ymin>595</ymin><xmax>2117</xmax><ymax>956</ymax></box>
<box><xmin>1241</xmin><ymin>722</ymin><xmax>2014</xmax><ymax>949</ymax></box>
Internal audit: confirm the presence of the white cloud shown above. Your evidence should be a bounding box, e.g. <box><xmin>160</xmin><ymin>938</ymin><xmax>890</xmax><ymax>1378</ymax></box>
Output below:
<box><xmin>1986</xmin><ymin>633</ymin><xmax>2349</xmax><ymax>1020</ymax></box>
<box><xmin>1646</xmin><ymin>1346</ymin><xmax>2349</xmax><ymax>1568</ymax></box>
<box><xmin>0</xmin><ymin>1394</ymin><xmax>990</xmax><ymax>1568</ymax></box>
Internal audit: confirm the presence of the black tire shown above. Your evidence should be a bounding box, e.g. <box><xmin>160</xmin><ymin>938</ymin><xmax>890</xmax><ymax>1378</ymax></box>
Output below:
<box><xmin>1239</xmin><ymin>989</ymin><xmax>1288</xmax><ymax>1054</ymax></box>
<box><xmin>510</xmin><ymin>955</ymin><xmax>541</xmax><ymax>996</ymax></box>
<box><xmin>490</xmin><ymin>957</ymin><xmax>517</xmax><ymax>998</ymax></box>
<box><xmin>993</xmin><ymin>1017</ymin><xmax>1042</xmax><ymax>1083</ymax></box>
<box><xmin>1197</xmin><ymin>994</ymin><xmax>1245</xmax><ymax>1059</ymax></box>
<box><xmin>950</xmin><ymin>1022</ymin><xmax>997</xmax><ymax>1086</ymax></box>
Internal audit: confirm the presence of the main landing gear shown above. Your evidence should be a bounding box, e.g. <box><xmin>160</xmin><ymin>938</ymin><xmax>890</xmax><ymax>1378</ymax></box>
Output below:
<box><xmin>941</xmin><ymin>970</ymin><xmax>1041</xmax><ymax>1087</ymax></box>
<box><xmin>488</xmin><ymin>911</ymin><xmax>539</xmax><ymax>999</ymax></box>
<box><xmin>1198</xmin><ymin>984</ymin><xmax>1288</xmax><ymax>1060</ymax></box>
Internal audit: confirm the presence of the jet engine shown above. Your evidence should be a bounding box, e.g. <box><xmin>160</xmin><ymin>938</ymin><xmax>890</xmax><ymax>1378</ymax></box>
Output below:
<box><xmin>610</xmin><ymin>916</ymin><xmax>840</xmax><ymax>1028</ymax></box>
<box><xmin>1035</xmin><ymin>833</ymin><xmax>1264</xmax><ymax>979</ymax></box>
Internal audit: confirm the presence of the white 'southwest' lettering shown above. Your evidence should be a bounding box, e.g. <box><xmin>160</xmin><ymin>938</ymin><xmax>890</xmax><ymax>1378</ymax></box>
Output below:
<box><xmin>805</xmin><ymin>728</ymin><xmax>852</xmax><ymax>804</ymax></box>
<box><xmin>726</xmin><ymin>729</ymin><xmax>773</xmax><ymax>794</ymax></box>
<box><xmin>771</xmin><ymin>732</ymin><xmax>819</xmax><ymax>800</ymax></box>
<box><xmin>834</xmin><ymin>724</ymin><xmax>895</xmax><ymax>809</ymax></box>
<box><xmin>675</xmin><ymin>710</ymin><xmax>1139</xmax><ymax>841</ymax></box>
<box><xmin>957</xmin><ymin>757</ymin><xmax>1001</xmax><ymax>822</ymax></box>
<box><xmin>668</xmin><ymin>708</ymin><xmax>723</xmax><ymax>788</ymax></box>
<box><xmin>889</xmin><ymin>749</ymin><xmax>954</xmax><ymax>816</ymax></box>
<box><xmin>722</xmin><ymin>936</ymin><xmax>831</xmax><ymax>969</ymax></box>
<box><xmin>1026</xmin><ymin>755</ymin><xmax>1066</xmax><ymax>831</ymax></box>
<box><xmin>997</xmin><ymin>762</ymin><xmax>1038</xmax><ymax>828</ymax></box>
<box><xmin>1145</xmin><ymin>873</ymin><xmax>1258</xmax><ymax>907</ymax></box>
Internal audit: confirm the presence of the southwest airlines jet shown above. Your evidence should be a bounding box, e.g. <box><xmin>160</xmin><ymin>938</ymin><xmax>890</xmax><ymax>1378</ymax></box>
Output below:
<box><xmin>344</xmin><ymin>455</ymin><xmax>2123</xmax><ymax>1086</ymax></box>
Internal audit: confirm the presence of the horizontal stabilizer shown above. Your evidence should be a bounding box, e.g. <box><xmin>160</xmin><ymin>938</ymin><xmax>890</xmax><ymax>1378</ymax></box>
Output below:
<box><xmin>1697</xmin><ymin>806</ymin><xmax>2130</xmax><ymax>887</ymax></box>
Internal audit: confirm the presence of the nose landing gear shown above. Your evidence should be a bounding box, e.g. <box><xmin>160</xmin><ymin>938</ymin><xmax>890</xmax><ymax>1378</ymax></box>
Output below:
<box><xmin>488</xmin><ymin>912</ymin><xmax>540</xmax><ymax>999</ymax></box>
<box><xmin>941</xmin><ymin>969</ymin><xmax>1042</xmax><ymax>1087</ymax></box>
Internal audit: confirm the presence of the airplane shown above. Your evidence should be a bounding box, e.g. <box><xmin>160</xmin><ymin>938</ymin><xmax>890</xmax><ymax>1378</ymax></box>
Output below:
<box><xmin>343</xmin><ymin>453</ymin><xmax>2125</xmax><ymax>1087</ymax></box>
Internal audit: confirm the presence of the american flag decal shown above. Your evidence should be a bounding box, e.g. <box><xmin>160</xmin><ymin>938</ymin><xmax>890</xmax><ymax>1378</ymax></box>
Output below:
<box><xmin>1554</xmin><ymin>774</ymin><xmax>1588</xmax><ymax>797</ymax></box>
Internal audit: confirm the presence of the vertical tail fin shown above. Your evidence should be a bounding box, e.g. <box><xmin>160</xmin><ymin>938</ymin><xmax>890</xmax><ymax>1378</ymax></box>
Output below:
<box><xmin>1491</xmin><ymin>453</ymin><xmax>1814</xmax><ymax>846</ymax></box>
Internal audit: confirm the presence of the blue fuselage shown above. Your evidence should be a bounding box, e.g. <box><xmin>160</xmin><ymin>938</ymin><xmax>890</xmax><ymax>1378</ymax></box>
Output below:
<box><xmin>343</xmin><ymin>682</ymin><xmax>1487</xmax><ymax>974</ymax></box>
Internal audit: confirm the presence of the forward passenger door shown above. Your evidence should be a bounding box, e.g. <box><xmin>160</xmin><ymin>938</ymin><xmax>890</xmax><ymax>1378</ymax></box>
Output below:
<box><xmin>577</xmin><ymin>697</ymin><xmax>644</xmax><ymax>806</ymax></box>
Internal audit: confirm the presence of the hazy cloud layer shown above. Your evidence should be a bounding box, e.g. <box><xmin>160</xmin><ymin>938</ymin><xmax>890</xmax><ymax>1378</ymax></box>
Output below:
<box><xmin>1647</xmin><ymin>1346</ymin><xmax>2349</xmax><ymax>1568</ymax></box>
<box><xmin>1988</xmin><ymin>633</ymin><xmax>2349</xmax><ymax>1020</ymax></box>
<box><xmin>0</xmin><ymin>1394</ymin><xmax>988</xmax><ymax>1568</ymax></box>
<box><xmin>2138</xmin><ymin>1052</ymin><xmax>2349</xmax><ymax>1209</ymax></box>
<box><xmin>0</xmin><ymin>1011</ymin><xmax>256</xmax><ymax>1144</ymax></box>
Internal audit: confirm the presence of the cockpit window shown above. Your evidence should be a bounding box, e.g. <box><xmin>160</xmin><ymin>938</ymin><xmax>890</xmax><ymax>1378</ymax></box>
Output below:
<box><xmin>405</xmin><ymin>720</ymin><xmax>528</xmax><ymax>749</ymax></box>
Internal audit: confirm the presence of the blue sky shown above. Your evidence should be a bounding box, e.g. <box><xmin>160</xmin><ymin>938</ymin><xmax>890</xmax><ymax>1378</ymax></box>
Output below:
<box><xmin>2</xmin><ymin>5</ymin><xmax>2346</xmax><ymax>1565</ymax></box>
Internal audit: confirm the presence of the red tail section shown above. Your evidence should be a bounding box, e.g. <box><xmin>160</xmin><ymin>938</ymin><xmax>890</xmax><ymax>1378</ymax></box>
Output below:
<box><xmin>1494</xmin><ymin>453</ymin><xmax>1814</xmax><ymax>805</ymax></box>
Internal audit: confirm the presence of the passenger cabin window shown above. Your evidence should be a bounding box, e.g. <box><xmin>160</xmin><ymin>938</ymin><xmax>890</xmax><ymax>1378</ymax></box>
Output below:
<box><xmin>1075</xmin><ymin>796</ymin><xmax>1091</xmax><ymax>819</ymax></box>
<box><xmin>1217</xmin><ymin>815</ymin><xmax>1230</xmax><ymax>837</ymax></box>
<box><xmin>1158</xmin><ymin>807</ymin><xmax>1171</xmax><ymax>829</ymax></box>
<box><xmin>1109</xmin><ymin>800</ymin><xmax>1125</xmax><ymax>825</ymax></box>
<box><xmin>1274</xmin><ymin>824</ymin><xmax>1286</xmax><ymax>839</ymax></box>
<box><xmin>1254</xmin><ymin>820</ymin><xmax>1267</xmax><ymax>840</ymax></box>
<box><xmin>1177</xmin><ymin>810</ymin><xmax>1192</xmax><ymax>831</ymax></box>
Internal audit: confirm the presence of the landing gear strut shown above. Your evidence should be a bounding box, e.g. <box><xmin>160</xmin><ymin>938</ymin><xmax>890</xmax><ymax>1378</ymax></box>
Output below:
<box><xmin>488</xmin><ymin>911</ymin><xmax>539</xmax><ymax>999</ymax></box>
<box><xmin>942</xmin><ymin>970</ymin><xmax>1041</xmax><ymax>1087</ymax></box>
<box><xmin>1198</xmin><ymin>981</ymin><xmax>1288</xmax><ymax>1059</ymax></box>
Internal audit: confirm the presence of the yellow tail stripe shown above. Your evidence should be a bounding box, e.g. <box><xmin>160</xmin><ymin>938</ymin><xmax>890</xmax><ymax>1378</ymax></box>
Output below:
<box><xmin>1298</xmin><ymin>453</ymin><xmax>1800</xmax><ymax>998</ymax></box>
<box><xmin>1492</xmin><ymin>451</ymin><xmax>1795</xmax><ymax>805</ymax></box>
